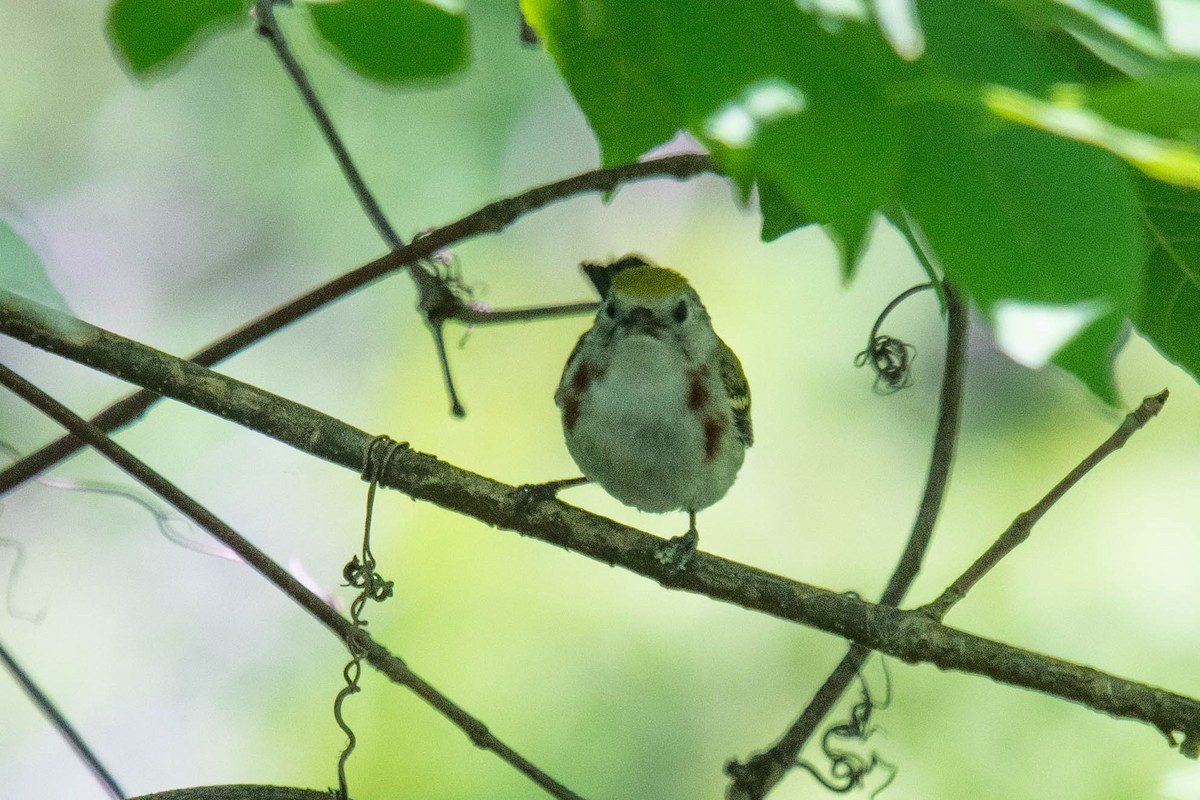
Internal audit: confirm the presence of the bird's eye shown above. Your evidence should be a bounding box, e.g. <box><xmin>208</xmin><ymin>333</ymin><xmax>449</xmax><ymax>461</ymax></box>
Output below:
<box><xmin>604</xmin><ymin>300</ymin><xmax>617</xmax><ymax>318</ymax></box>
<box><xmin>672</xmin><ymin>300</ymin><xmax>688</xmax><ymax>323</ymax></box>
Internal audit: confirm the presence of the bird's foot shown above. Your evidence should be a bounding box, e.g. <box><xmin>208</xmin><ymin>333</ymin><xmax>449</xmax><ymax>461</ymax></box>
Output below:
<box><xmin>655</xmin><ymin>528</ymin><xmax>698</xmax><ymax>571</ymax></box>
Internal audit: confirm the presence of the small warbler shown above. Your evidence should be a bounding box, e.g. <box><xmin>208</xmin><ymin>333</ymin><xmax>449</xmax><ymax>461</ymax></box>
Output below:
<box><xmin>555</xmin><ymin>255</ymin><xmax>752</xmax><ymax>568</ymax></box>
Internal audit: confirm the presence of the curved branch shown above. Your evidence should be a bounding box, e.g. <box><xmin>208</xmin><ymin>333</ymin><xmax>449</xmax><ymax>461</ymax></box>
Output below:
<box><xmin>2</xmin><ymin>289</ymin><xmax>1198</xmax><ymax>757</ymax></box>
<box><xmin>0</xmin><ymin>154</ymin><xmax>714</xmax><ymax>496</ymax></box>
<box><xmin>727</xmin><ymin>283</ymin><xmax>967</xmax><ymax>799</ymax></box>
<box><xmin>881</xmin><ymin>282</ymin><xmax>968</xmax><ymax>605</ymax></box>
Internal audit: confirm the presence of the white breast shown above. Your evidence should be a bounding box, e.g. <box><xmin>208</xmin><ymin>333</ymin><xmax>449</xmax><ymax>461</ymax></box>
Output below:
<box><xmin>564</xmin><ymin>336</ymin><xmax>744</xmax><ymax>514</ymax></box>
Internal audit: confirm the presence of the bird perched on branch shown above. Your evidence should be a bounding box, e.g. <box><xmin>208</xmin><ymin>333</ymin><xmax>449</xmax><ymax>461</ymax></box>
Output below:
<box><xmin>554</xmin><ymin>254</ymin><xmax>752</xmax><ymax>569</ymax></box>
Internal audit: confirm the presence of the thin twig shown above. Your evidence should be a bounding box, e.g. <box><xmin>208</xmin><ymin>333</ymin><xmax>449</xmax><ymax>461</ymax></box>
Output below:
<box><xmin>250</xmin><ymin>1</ymin><xmax>634</xmax><ymax>418</ymax></box>
<box><xmin>333</xmin><ymin>436</ymin><xmax>402</xmax><ymax>798</ymax></box>
<box><xmin>455</xmin><ymin>301</ymin><xmax>599</xmax><ymax>325</ymax></box>
<box><xmin>0</xmin><ymin>637</ymin><xmax>126</xmax><ymax>799</ymax></box>
<box><xmin>0</xmin><ymin>153</ymin><xmax>714</xmax><ymax>496</ymax></box>
<box><xmin>253</xmin><ymin>0</ymin><xmax>400</xmax><ymax>248</ymax></box>
<box><xmin>863</xmin><ymin>283</ymin><xmax>934</xmax><ymax>359</ymax></box>
<box><xmin>854</xmin><ymin>282</ymin><xmax>932</xmax><ymax>393</ymax></box>
<box><xmin>0</xmin><ymin>360</ymin><xmax>585</xmax><ymax>800</ymax></box>
<box><xmin>254</xmin><ymin>0</ymin><xmax>475</xmax><ymax>411</ymax></box>
<box><xmin>922</xmin><ymin>389</ymin><xmax>1169</xmax><ymax>621</ymax></box>
<box><xmin>727</xmin><ymin>283</ymin><xmax>967</xmax><ymax>800</ymax></box>
<box><xmin>430</xmin><ymin>321</ymin><xmax>467</xmax><ymax>417</ymax></box>
<box><xmin>4</xmin><ymin>289</ymin><xmax>1199</xmax><ymax>757</ymax></box>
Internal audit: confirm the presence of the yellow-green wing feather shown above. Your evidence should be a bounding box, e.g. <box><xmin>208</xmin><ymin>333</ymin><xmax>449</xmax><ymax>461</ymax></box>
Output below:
<box><xmin>718</xmin><ymin>337</ymin><xmax>753</xmax><ymax>447</ymax></box>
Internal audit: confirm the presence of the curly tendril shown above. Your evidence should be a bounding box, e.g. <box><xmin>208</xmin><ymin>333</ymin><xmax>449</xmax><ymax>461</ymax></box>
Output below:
<box><xmin>795</xmin><ymin>659</ymin><xmax>897</xmax><ymax>798</ymax></box>
<box><xmin>333</xmin><ymin>435</ymin><xmax>407</xmax><ymax>799</ymax></box>
<box><xmin>856</xmin><ymin>335</ymin><xmax>918</xmax><ymax>394</ymax></box>
<box><xmin>855</xmin><ymin>283</ymin><xmax>935</xmax><ymax>395</ymax></box>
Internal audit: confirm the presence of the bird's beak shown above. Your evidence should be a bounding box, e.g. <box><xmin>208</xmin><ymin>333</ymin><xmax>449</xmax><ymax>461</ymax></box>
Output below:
<box><xmin>620</xmin><ymin>306</ymin><xmax>661</xmax><ymax>337</ymax></box>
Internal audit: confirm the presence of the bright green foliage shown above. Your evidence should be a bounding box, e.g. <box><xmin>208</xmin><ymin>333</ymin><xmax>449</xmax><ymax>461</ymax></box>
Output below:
<box><xmin>0</xmin><ymin>219</ymin><xmax>68</xmax><ymax>313</ymax></box>
<box><xmin>309</xmin><ymin>0</ymin><xmax>468</xmax><ymax>83</ymax></box>
<box><xmin>522</xmin><ymin>0</ymin><xmax>677</xmax><ymax>169</ymax></box>
<box><xmin>107</xmin><ymin>0</ymin><xmax>248</xmax><ymax>78</ymax></box>
<box><xmin>1136</xmin><ymin>176</ymin><xmax>1200</xmax><ymax>382</ymax></box>
<box><xmin>1008</xmin><ymin>0</ymin><xmax>1158</xmax><ymax>29</ymax></box>
<box><xmin>902</xmin><ymin>107</ymin><xmax>1142</xmax><ymax>403</ymax></box>
<box><xmin>757</xmin><ymin>180</ymin><xmax>811</xmax><ymax>244</ymax></box>
<box><xmin>904</xmin><ymin>0</ymin><xmax>1144</xmax><ymax>403</ymax></box>
<box><xmin>918</xmin><ymin>0</ymin><xmax>1072</xmax><ymax>90</ymax></box>
<box><xmin>1088</xmin><ymin>64</ymin><xmax>1200</xmax><ymax>137</ymax></box>
<box><xmin>524</xmin><ymin>0</ymin><xmax>1169</xmax><ymax>402</ymax></box>
<box><xmin>106</xmin><ymin>0</ymin><xmax>466</xmax><ymax>85</ymax></box>
<box><xmin>521</xmin><ymin>0</ymin><xmax>905</xmax><ymax>267</ymax></box>
<box><xmin>998</xmin><ymin>0</ymin><xmax>1166</xmax><ymax>76</ymax></box>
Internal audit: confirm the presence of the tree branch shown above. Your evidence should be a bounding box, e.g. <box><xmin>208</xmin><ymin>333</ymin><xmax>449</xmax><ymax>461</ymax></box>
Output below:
<box><xmin>0</xmin><ymin>637</ymin><xmax>125</xmax><ymax>799</ymax></box>
<box><xmin>251</xmin><ymin>1</ymin><xmax>706</xmax><ymax>416</ymax></box>
<box><xmin>880</xmin><ymin>283</ymin><xmax>967</xmax><ymax>606</ymax></box>
<box><xmin>253</xmin><ymin>0</ymin><xmax>401</xmax><ymax>249</ymax></box>
<box><xmin>130</xmin><ymin>787</ymin><xmax>334</xmax><ymax>800</ymax></box>
<box><xmin>254</xmin><ymin>0</ymin><xmax>474</xmax><ymax>415</ymax></box>
<box><xmin>727</xmin><ymin>283</ymin><xmax>967</xmax><ymax>799</ymax></box>
<box><xmin>921</xmin><ymin>388</ymin><xmax>1170</xmax><ymax>621</ymax></box>
<box><xmin>2</xmin><ymin>289</ymin><xmax>1198</xmax><ymax>757</ymax></box>
<box><xmin>0</xmin><ymin>358</ymin><xmax>584</xmax><ymax>800</ymax></box>
<box><xmin>0</xmin><ymin>153</ymin><xmax>713</xmax><ymax>496</ymax></box>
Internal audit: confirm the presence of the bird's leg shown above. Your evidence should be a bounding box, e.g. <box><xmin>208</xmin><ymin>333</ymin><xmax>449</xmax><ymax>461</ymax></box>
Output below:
<box><xmin>655</xmin><ymin>510</ymin><xmax>699</xmax><ymax>571</ymax></box>
<box><xmin>515</xmin><ymin>476</ymin><xmax>590</xmax><ymax>511</ymax></box>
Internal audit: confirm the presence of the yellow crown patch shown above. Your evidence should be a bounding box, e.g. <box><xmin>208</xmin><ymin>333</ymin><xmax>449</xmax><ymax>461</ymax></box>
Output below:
<box><xmin>611</xmin><ymin>265</ymin><xmax>690</xmax><ymax>298</ymax></box>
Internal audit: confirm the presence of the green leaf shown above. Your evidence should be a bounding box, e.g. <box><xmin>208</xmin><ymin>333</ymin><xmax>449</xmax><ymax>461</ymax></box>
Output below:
<box><xmin>522</xmin><ymin>0</ymin><xmax>905</xmax><ymax>267</ymax></box>
<box><xmin>107</xmin><ymin>0</ymin><xmax>247</xmax><ymax>78</ymax></box>
<box><xmin>1088</xmin><ymin>64</ymin><xmax>1200</xmax><ymax>138</ymax></box>
<box><xmin>982</xmin><ymin>83</ymin><xmax>1200</xmax><ymax>192</ymax></box>
<box><xmin>745</xmin><ymin>97</ymin><xmax>902</xmax><ymax>273</ymax></box>
<box><xmin>757</xmin><ymin>180</ymin><xmax>812</xmax><ymax>243</ymax></box>
<box><xmin>1028</xmin><ymin>0</ymin><xmax>1160</xmax><ymax>83</ymax></box>
<box><xmin>0</xmin><ymin>219</ymin><xmax>69</xmax><ymax>313</ymax></box>
<box><xmin>309</xmin><ymin>0</ymin><xmax>468</xmax><ymax>84</ymax></box>
<box><xmin>521</xmin><ymin>1</ymin><xmax>677</xmax><ymax>167</ymax></box>
<box><xmin>996</xmin><ymin>0</ymin><xmax>1167</xmax><ymax>77</ymax></box>
<box><xmin>1095</xmin><ymin>0</ymin><xmax>1158</xmax><ymax>29</ymax></box>
<box><xmin>917</xmin><ymin>0</ymin><xmax>1072</xmax><ymax>90</ymax></box>
<box><xmin>901</xmin><ymin>104</ymin><xmax>1143</xmax><ymax>403</ymax></box>
<box><xmin>1134</xmin><ymin>176</ymin><xmax>1200</xmax><ymax>382</ymax></box>
<box><xmin>908</xmin><ymin>0</ymin><xmax>1145</xmax><ymax>402</ymax></box>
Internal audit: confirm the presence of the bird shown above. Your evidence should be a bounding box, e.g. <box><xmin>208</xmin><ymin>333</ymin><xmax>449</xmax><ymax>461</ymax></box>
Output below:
<box><xmin>553</xmin><ymin>254</ymin><xmax>752</xmax><ymax>568</ymax></box>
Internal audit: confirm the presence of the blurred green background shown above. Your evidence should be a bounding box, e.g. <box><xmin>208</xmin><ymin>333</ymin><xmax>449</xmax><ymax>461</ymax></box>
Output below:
<box><xmin>3</xmin><ymin>1</ymin><xmax>1200</xmax><ymax>798</ymax></box>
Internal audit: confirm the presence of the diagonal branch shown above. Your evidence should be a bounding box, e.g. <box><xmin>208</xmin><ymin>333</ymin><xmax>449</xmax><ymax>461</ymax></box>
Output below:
<box><xmin>0</xmin><ymin>359</ymin><xmax>584</xmax><ymax>800</ymax></box>
<box><xmin>0</xmin><ymin>153</ymin><xmax>713</xmax><ymax>497</ymax></box>
<box><xmin>129</xmin><ymin>789</ymin><xmax>329</xmax><ymax>800</ymax></box>
<box><xmin>921</xmin><ymin>388</ymin><xmax>1169</xmax><ymax>621</ymax></box>
<box><xmin>254</xmin><ymin>0</ymin><xmax>473</xmax><ymax>415</ymax></box>
<box><xmin>0</xmin><ymin>637</ymin><xmax>125</xmax><ymax>799</ymax></box>
<box><xmin>253</xmin><ymin>0</ymin><xmax>401</xmax><ymax>249</ymax></box>
<box><xmin>2</xmin><ymin>289</ymin><xmax>1199</xmax><ymax>757</ymax></box>
<box><xmin>251</xmin><ymin>1</ymin><xmax>709</xmax><ymax>417</ymax></box>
